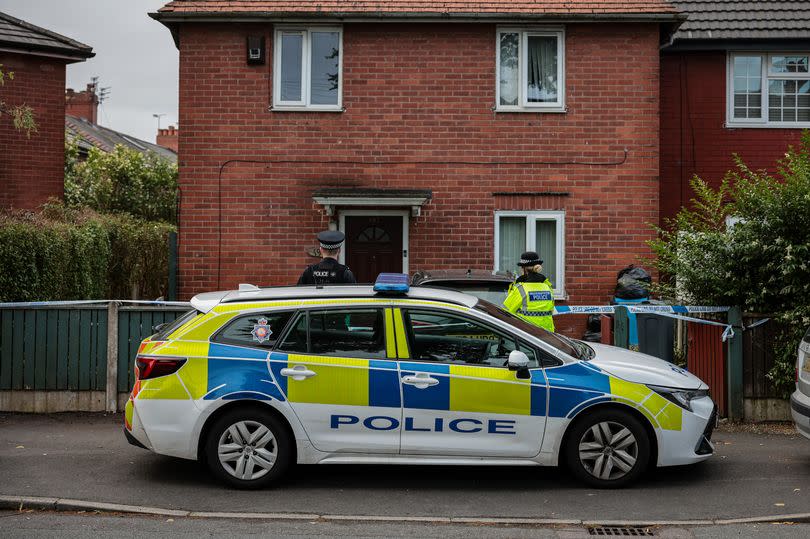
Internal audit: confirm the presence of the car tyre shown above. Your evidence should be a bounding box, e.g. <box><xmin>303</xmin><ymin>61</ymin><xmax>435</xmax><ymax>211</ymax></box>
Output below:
<box><xmin>204</xmin><ymin>407</ymin><xmax>293</xmax><ymax>489</ymax></box>
<box><xmin>564</xmin><ymin>408</ymin><xmax>650</xmax><ymax>488</ymax></box>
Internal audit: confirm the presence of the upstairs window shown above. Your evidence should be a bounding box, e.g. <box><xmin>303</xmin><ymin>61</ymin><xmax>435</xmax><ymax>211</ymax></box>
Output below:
<box><xmin>728</xmin><ymin>52</ymin><xmax>810</xmax><ymax>127</ymax></box>
<box><xmin>496</xmin><ymin>28</ymin><xmax>565</xmax><ymax>112</ymax></box>
<box><xmin>273</xmin><ymin>27</ymin><xmax>342</xmax><ymax>110</ymax></box>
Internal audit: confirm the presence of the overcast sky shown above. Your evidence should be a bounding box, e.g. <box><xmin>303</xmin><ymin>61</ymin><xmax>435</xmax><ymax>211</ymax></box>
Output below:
<box><xmin>0</xmin><ymin>0</ymin><xmax>177</xmax><ymax>143</ymax></box>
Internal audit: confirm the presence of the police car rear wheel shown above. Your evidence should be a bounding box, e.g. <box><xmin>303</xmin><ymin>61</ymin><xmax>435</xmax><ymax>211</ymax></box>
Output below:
<box><xmin>205</xmin><ymin>409</ymin><xmax>292</xmax><ymax>489</ymax></box>
<box><xmin>564</xmin><ymin>409</ymin><xmax>650</xmax><ymax>488</ymax></box>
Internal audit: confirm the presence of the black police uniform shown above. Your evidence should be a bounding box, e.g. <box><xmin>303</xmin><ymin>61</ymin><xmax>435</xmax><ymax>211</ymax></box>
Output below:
<box><xmin>297</xmin><ymin>230</ymin><xmax>357</xmax><ymax>285</ymax></box>
<box><xmin>297</xmin><ymin>257</ymin><xmax>356</xmax><ymax>285</ymax></box>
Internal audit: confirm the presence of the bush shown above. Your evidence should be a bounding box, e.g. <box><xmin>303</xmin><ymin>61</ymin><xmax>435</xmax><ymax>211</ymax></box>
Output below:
<box><xmin>0</xmin><ymin>203</ymin><xmax>175</xmax><ymax>302</ymax></box>
<box><xmin>65</xmin><ymin>141</ymin><xmax>178</xmax><ymax>223</ymax></box>
<box><xmin>649</xmin><ymin>131</ymin><xmax>810</xmax><ymax>396</ymax></box>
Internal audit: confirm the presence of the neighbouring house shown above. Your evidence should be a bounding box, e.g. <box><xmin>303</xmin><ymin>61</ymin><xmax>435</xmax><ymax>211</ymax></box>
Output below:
<box><xmin>0</xmin><ymin>11</ymin><xmax>93</xmax><ymax>210</ymax></box>
<box><xmin>660</xmin><ymin>0</ymin><xmax>810</xmax><ymax>223</ymax></box>
<box><xmin>152</xmin><ymin>0</ymin><xmax>682</xmax><ymax>329</ymax></box>
<box><xmin>65</xmin><ymin>82</ymin><xmax>177</xmax><ymax>163</ymax></box>
<box><xmin>156</xmin><ymin>124</ymin><xmax>178</xmax><ymax>153</ymax></box>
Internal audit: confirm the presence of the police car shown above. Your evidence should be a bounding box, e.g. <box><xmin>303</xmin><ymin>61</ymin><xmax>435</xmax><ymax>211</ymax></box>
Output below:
<box><xmin>124</xmin><ymin>274</ymin><xmax>716</xmax><ymax>489</ymax></box>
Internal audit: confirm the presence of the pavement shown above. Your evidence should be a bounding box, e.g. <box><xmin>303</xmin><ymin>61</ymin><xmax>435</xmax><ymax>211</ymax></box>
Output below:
<box><xmin>1</xmin><ymin>412</ymin><xmax>809</xmax><ymax>525</ymax></box>
<box><xmin>2</xmin><ymin>511</ymin><xmax>810</xmax><ymax>538</ymax></box>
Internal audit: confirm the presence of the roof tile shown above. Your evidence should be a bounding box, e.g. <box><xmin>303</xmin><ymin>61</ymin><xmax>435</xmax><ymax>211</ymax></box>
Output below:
<box><xmin>670</xmin><ymin>1</ymin><xmax>810</xmax><ymax>41</ymax></box>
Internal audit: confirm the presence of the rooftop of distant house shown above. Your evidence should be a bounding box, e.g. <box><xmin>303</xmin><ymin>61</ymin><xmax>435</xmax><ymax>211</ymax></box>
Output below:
<box><xmin>66</xmin><ymin>115</ymin><xmax>177</xmax><ymax>163</ymax></box>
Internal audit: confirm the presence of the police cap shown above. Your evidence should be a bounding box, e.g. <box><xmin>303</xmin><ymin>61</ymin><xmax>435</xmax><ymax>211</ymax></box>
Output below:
<box><xmin>318</xmin><ymin>230</ymin><xmax>345</xmax><ymax>250</ymax></box>
<box><xmin>518</xmin><ymin>251</ymin><xmax>543</xmax><ymax>267</ymax></box>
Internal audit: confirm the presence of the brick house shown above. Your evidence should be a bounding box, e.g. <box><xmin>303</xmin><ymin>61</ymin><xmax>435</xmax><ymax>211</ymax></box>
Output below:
<box><xmin>0</xmin><ymin>11</ymin><xmax>93</xmax><ymax>210</ymax></box>
<box><xmin>152</xmin><ymin>0</ymin><xmax>682</xmax><ymax>325</ymax></box>
<box><xmin>660</xmin><ymin>1</ymin><xmax>810</xmax><ymax>222</ymax></box>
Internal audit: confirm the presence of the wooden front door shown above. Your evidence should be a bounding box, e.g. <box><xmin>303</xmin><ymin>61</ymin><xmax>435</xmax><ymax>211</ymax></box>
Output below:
<box><xmin>344</xmin><ymin>215</ymin><xmax>404</xmax><ymax>284</ymax></box>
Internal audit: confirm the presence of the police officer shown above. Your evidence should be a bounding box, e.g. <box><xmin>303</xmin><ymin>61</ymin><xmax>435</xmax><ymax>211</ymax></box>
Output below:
<box><xmin>297</xmin><ymin>230</ymin><xmax>357</xmax><ymax>285</ymax></box>
<box><xmin>503</xmin><ymin>251</ymin><xmax>555</xmax><ymax>332</ymax></box>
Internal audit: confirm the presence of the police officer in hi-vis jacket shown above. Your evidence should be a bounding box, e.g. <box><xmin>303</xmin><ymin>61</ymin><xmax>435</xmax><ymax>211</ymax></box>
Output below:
<box><xmin>503</xmin><ymin>251</ymin><xmax>555</xmax><ymax>332</ymax></box>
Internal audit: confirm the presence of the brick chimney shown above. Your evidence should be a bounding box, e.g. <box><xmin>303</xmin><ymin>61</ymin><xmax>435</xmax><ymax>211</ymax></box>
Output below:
<box><xmin>65</xmin><ymin>82</ymin><xmax>99</xmax><ymax>123</ymax></box>
<box><xmin>156</xmin><ymin>125</ymin><xmax>179</xmax><ymax>153</ymax></box>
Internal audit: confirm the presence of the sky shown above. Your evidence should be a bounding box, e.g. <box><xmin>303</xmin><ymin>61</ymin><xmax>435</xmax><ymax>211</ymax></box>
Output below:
<box><xmin>0</xmin><ymin>0</ymin><xmax>178</xmax><ymax>143</ymax></box>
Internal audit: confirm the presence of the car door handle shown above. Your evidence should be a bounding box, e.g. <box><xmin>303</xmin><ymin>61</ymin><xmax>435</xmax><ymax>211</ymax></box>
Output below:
<box><xmin>280</xmin><ymin>365</ymin><xmax>317</xmax><ymax>381</ymax></box>
<box><xmin>402</xmin><ymin>373</ymin><xmax>440</xmax><ymax>389</ymax></box>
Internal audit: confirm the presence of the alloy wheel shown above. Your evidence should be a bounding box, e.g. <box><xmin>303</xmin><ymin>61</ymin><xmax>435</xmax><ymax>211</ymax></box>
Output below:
<box><xmin>578</xmin><ymin>420</ymin><xmax>639</xmax><ymax>481</ymax></box>
<box><xmin>217</xmin><ymin>420</ymin><xmax>278</xmax><ymax>481</ymax></box>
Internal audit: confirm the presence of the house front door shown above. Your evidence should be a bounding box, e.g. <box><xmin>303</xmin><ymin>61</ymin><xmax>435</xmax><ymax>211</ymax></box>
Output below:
<box><xmin>344</xmin><ymin>215</ymin><xmax>404</xmax><ymax>283</ymax></box>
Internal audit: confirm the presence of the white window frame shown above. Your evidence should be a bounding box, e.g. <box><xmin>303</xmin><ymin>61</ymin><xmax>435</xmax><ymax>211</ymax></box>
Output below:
<box><xmin>273</xmin><ymin>26</ymin><xmax>343</xmax><ymax>111</ymax></box>
<box><xmin>495</xmin><ymin>27</ymin><xmax>566</xmax><ymax>113</ymax></box>
<box><xmin>493</xmin><ymin>210</ymin><xmax>566</xmax><ymax>299</ymax></box>
<box><xmin>726</xmin><ymin>51</ymin><xmax>810</xmax><ymax>128</ymax></box>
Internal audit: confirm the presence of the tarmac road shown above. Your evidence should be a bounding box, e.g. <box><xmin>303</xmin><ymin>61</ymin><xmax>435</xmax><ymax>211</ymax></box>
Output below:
<box><xmin>1</xmin><ymin>413</ymin><xmax>809</xmax><ymax>523</ymax></box>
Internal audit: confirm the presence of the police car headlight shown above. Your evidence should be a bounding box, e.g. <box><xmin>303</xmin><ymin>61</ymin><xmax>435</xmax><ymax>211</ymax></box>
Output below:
<box><xmin>647</xmin><ymin>385</ymin><xmax>709</xmax><ymax>412</ymax></box>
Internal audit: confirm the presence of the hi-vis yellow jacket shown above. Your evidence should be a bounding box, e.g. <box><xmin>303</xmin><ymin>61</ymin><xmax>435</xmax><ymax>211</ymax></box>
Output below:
<box><xmin>503</xmin><ymin>278</ymin><xmax>555</xmax><ymax>332</ymax></box>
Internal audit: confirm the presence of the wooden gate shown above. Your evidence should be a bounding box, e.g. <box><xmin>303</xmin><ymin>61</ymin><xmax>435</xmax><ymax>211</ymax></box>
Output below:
<box><xmin>686</xmin><ymin>323</ymin><xmax>727</xmax><ymax>416</ymax></box>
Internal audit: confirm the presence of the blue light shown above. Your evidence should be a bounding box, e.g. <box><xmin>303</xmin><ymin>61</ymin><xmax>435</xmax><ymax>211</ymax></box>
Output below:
<box><xmin>374</xmin><ymin>273</ymin><xmax>410</xmax><ymax>293</ymax></box>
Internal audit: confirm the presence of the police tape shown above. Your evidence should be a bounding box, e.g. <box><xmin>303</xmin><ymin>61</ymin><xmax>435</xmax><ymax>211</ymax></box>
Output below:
<box><xmin>0</xmin><ymin>300</ymin><xmax>191</xmax><ymax>308</ymax></box>
<box><xmin>552</xmin><ymin>305</ymin><xmax>735</xmax><ymax>342</ymax></box>
<box><xmin>552</xmin><ymin>305</ymin><xmax>730</xmax><ymax>315</ymax></box>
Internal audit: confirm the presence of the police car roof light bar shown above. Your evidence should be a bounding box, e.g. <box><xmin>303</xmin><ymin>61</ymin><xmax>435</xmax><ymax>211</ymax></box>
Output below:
<box><xmin>373</xmin><ymin>273</ymin><xmax>410</xmax><ymax>294</ymax></box>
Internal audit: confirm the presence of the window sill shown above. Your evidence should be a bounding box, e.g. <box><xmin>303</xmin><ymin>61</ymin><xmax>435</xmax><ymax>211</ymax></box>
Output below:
<box><xmin>725</xmin><ymin>121</ymin><xmax>810</xmax><ymax>129</ymax></box>
<box><xmin>494</xmin><ymin>106</ymin><xmax>567</xmax><ymax>114</ymax></box>
<box><xmin>270</xmin><ymin>105</ymin><xmax>345</xmax><ymax>113</ymax></box>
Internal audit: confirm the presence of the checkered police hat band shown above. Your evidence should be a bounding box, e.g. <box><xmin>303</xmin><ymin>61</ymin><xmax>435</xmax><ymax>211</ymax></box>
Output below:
<box><xmin>320</xmin><ymin>241</ymin><xmax>344</xmax><ymax>249</ymax></box>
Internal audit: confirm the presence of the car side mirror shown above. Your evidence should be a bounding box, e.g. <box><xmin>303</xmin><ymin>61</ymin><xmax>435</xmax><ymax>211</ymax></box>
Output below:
<box><xmin>507</xmin><ymin>350</ymin><xmax>530</xmax><ymax>371</ymax></box>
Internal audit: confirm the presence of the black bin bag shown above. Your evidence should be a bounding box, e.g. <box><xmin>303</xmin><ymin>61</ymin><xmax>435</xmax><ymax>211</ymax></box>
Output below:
<box><xmin>615</xmin><ymin>265</ymin><xmax>651</xmax><ymax>300</ymax></box>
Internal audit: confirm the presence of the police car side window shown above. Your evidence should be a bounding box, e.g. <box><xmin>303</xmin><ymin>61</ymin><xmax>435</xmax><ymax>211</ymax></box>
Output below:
<box><xmin>213</xmin><ymin>311</ymin><xmax>293</xmax><ymax>349</ymax></box>
<box><xmin>308</xmin><ymin>309</ymin><xmax>386</xmax><ymax>359</ymax></box>
<box><xmin>277</xmin><ymin>314</ymin><xmax>308</xmax><ymax>353</ymax></box>
<box><xmin>404</xmin><ymin>310</ymin><xmax>534</xmax><ymax>368</ymax></box>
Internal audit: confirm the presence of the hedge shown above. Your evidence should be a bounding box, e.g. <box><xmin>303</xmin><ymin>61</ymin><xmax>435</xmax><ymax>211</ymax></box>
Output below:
<box><xmin>0</xmin><ymin>204</ymin><xmax>175</xmax><ymax>302</ymax></box>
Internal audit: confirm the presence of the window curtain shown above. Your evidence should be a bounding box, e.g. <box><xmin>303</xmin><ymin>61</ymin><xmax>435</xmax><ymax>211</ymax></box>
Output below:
<box><xmin>535</xmin><ymin>220</ymin><xmax>557</xmax><ymax>289</ymax></box>
<box><xmin>498</xmin><ymin>217</ymin><xmax>525</xmax><ymax>271</ymax></box>
<box><xmin>527</xmin><ymin>36</ymin><xmax>557</xmax><ymax>103</ymax></box>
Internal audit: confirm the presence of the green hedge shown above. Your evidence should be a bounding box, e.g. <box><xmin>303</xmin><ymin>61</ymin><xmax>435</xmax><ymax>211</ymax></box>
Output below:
<box><xmin>0</xmin><ymin>204</ymin><xmax>175</xmax><ymax>302</ymax></box>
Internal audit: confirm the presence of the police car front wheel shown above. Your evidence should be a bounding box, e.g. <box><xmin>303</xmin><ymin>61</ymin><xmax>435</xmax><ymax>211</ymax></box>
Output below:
<box><xmin>564</xmin><ymin>408</ymin><xmax>650</xmax><ymax>488</ymax></box>
<box><xmin>204</xmin><ymin>408</ymin><xmax>293</xmax><ymax>489</ymax></box>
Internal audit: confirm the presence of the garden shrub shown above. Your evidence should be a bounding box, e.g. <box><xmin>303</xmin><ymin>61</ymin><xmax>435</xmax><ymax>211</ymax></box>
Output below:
<box><xmin>0</xmin><ymin>204</ymin><xmax>175</xmax><ymax>302</ymax></box>
<box><xmin>649</xmin><ymin>132</ymin><xmax>810</xmax><ymax>397</ymax></box>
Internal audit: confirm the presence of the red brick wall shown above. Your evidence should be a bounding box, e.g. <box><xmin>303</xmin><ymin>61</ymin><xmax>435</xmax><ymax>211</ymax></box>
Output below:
<box><xmin>0</xmin><ymin>52</ymin><xmax>67</xmax><ymax>210</ymax></box>
<box><xmin>157</xmin><ymin>126</ymin><xmax>179</xmax><ymax>153</ymax></box>
<box><xmin>177</xmin><ymin>22</ymin><xmax>662</xmax><ymax>330</ymax></box>
<box><xmin>660</xmin><ymin>51</ymin><xmax>804</xmax><ymax>223</ymax></box>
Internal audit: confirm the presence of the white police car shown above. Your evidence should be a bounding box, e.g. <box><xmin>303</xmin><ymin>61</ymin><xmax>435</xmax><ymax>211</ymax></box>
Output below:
<box><xmin>124</xmin><ymin>274</ymin><xmax>716</xmax><ymax>489</ymax></box>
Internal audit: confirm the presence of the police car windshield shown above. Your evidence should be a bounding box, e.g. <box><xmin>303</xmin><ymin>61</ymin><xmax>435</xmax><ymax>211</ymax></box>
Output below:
<box><xmin>474</xmin><ymin>300</ymin><xmax>580</xmax><ymax>359</ymax></box>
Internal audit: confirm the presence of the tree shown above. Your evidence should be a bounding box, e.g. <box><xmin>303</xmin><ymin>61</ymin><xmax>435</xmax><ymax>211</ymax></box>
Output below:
<box><xmin>649</xmin><ymin>132</ymin><xmax>810</xmax><ymax>396</ymax></box>
<box><xmin>0</xmin><ymin>64</ymin><xmax>37</xmax><ymax>137</ymax></box>
<box><xmin>65</xmin><ymin>140</ymin><xmax>179</xmax><ymax>223</ymax></box>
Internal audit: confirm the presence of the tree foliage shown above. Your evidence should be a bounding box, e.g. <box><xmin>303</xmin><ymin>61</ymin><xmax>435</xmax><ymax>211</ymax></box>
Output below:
<box><xmin>649</xmin><ymin>132</ymin><xmax>810</xmax><ymax>396</ymax></box>
<box><xmin>0</xmin><ymin>64</ymin><xmax>37</xmax><ymax>137</ymax></box>
<box><xmin>65</xmin><ymin>140</ymin><xmax>178</xmax><ymax>223</ymax></box>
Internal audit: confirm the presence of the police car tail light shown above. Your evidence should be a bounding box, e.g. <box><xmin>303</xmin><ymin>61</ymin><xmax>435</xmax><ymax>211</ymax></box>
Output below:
<box><xmin>373</xmin><ymin>273</ymin><xmax>410</xmax><ymax>293</ymax></box>
<box><xmin>136</xmin><ymin>356</ymin><xmax>187</xmax><ymax>380</ymax></box>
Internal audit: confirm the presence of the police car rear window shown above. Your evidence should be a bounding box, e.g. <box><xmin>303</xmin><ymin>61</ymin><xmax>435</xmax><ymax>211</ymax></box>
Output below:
<box><xmin>213</xmin><ymin>312</ymin><xmax>294</xmax><ymax>348</ymax></box>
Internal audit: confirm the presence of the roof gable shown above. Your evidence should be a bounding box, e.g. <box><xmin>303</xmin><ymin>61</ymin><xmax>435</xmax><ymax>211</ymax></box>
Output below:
<box><xmin>0</xmin><ymin>11</ymin><xmax>93</xmax><ymax>60</ymax></box>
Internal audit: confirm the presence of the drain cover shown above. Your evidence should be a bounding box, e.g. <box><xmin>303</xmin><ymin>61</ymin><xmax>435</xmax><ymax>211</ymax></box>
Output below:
<box><xmin>587</xmin><ymin>526</ymin><xmax>654</xmax><ymax>536</ymax></box>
